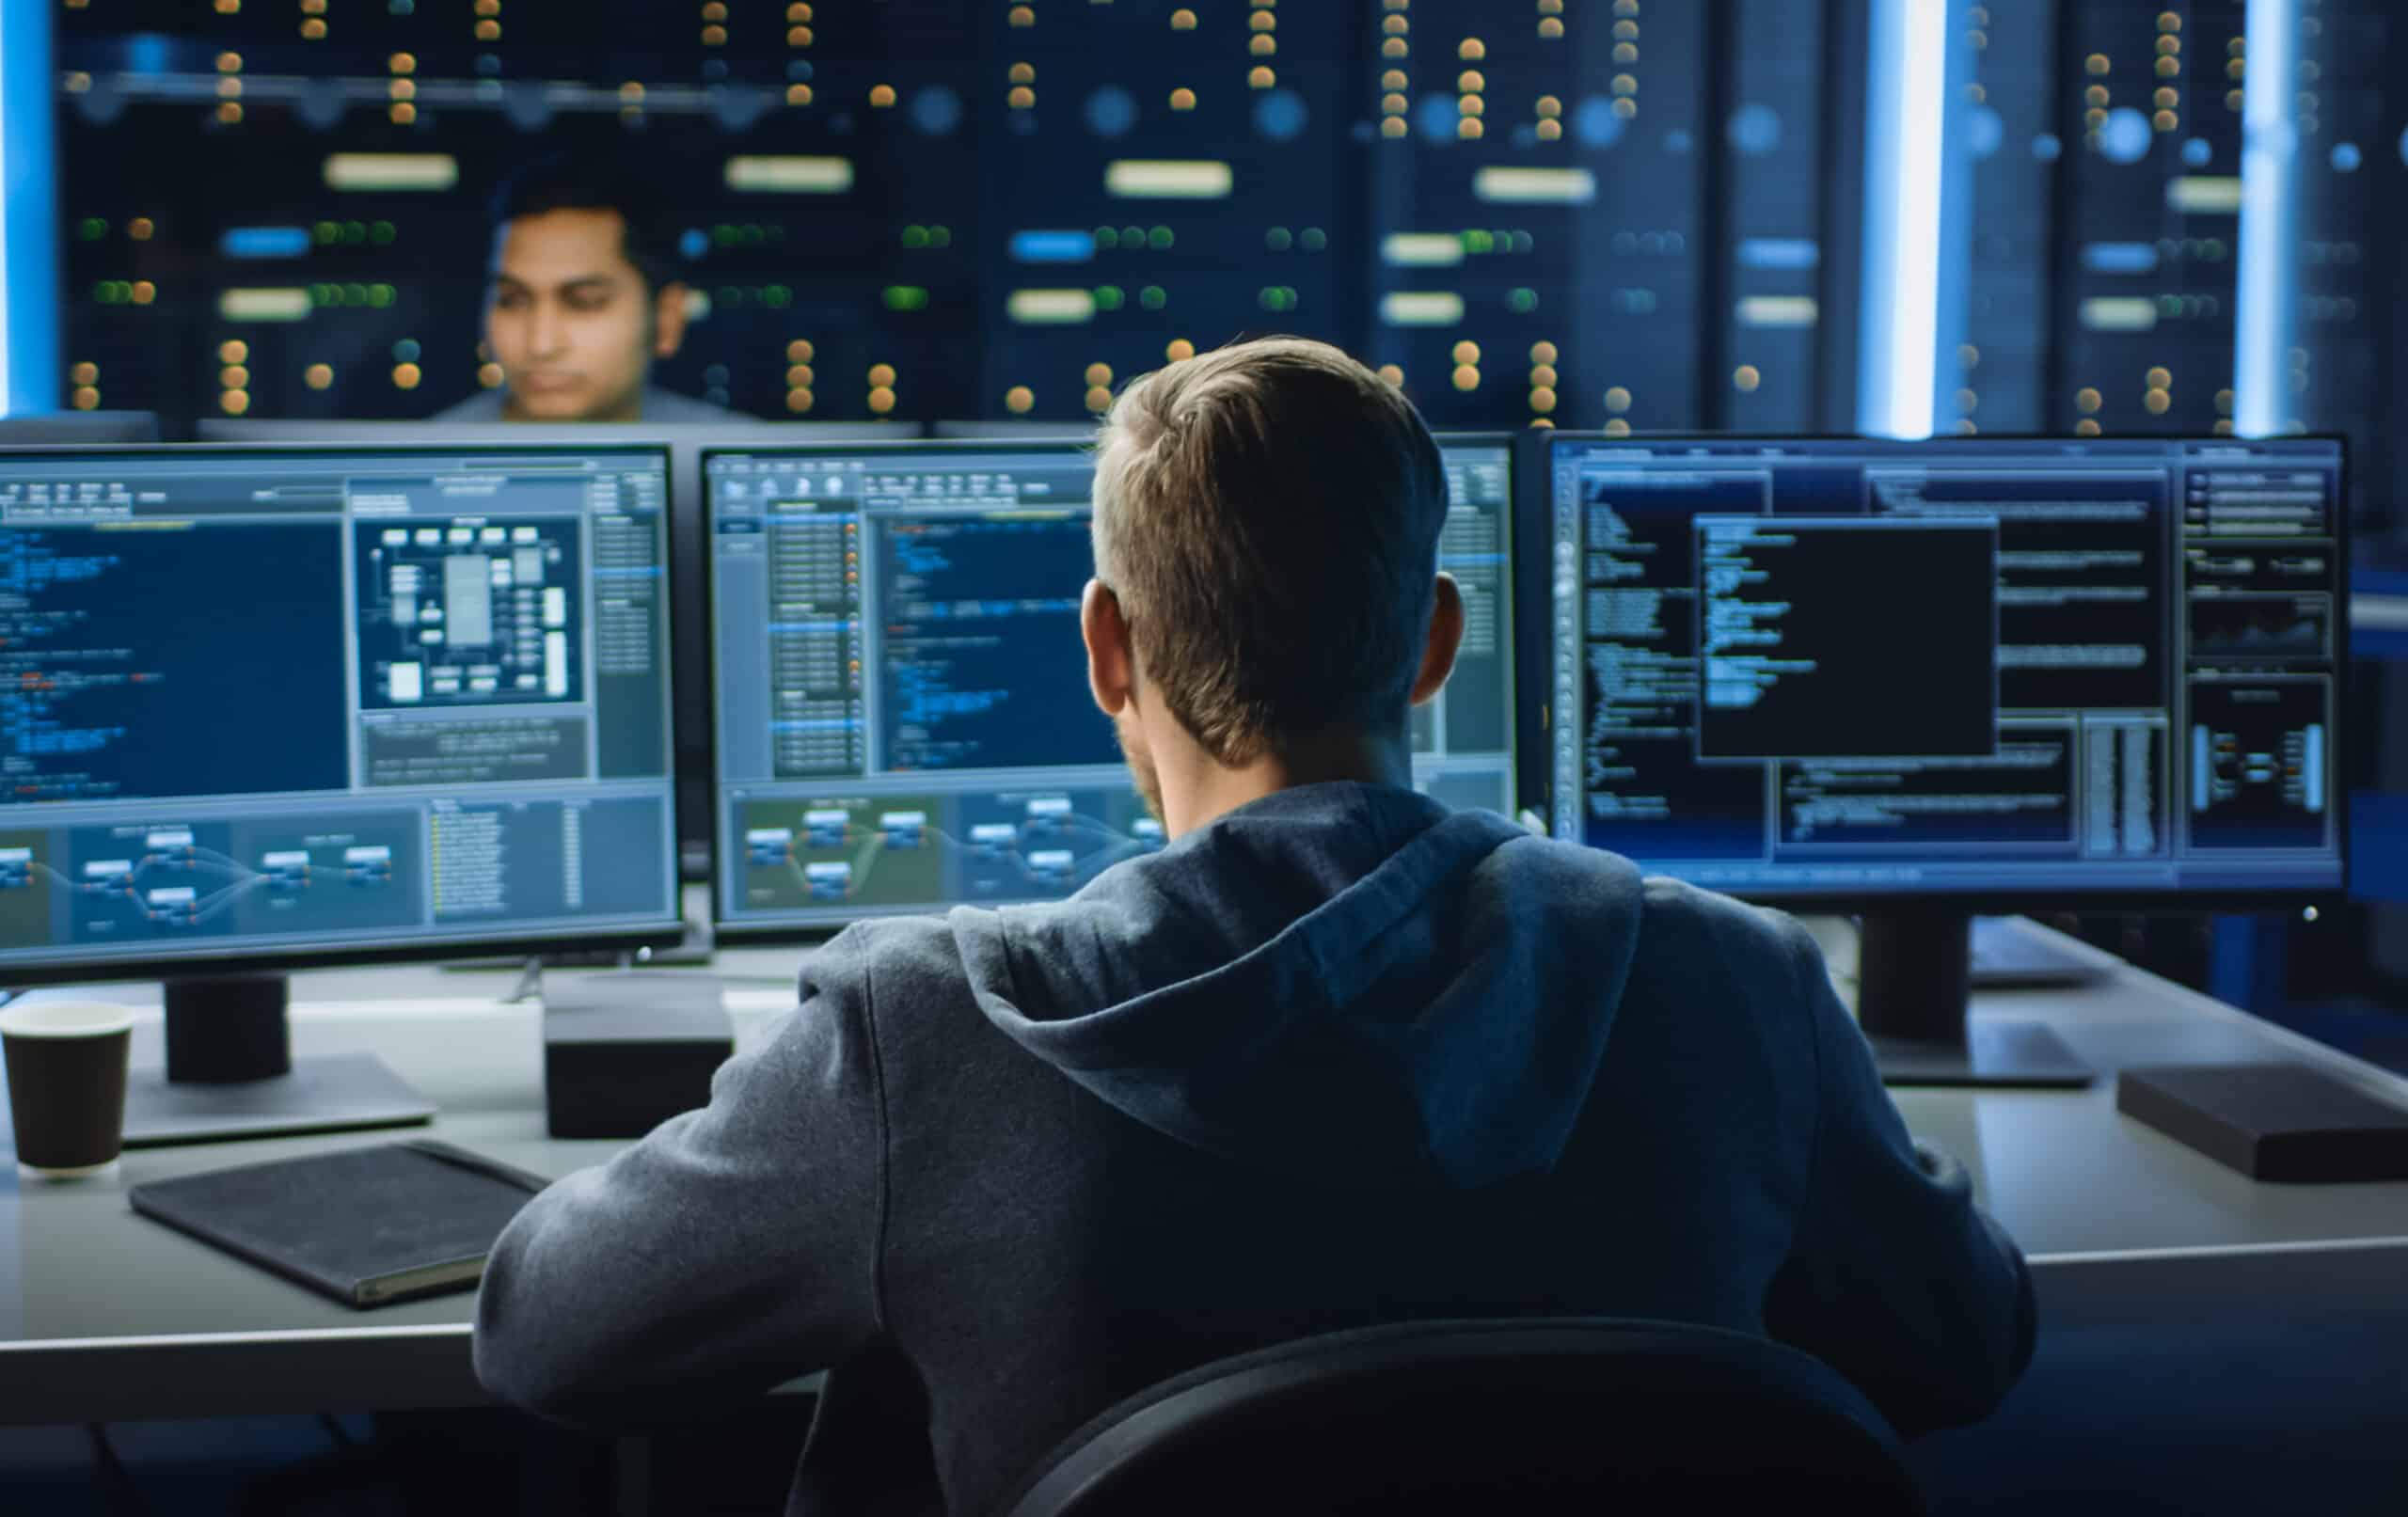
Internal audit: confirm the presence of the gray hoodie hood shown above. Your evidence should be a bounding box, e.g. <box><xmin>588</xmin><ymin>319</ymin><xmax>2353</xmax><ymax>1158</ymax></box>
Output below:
<box><xmin>949</xmin><ymin>782</ymin><xmax>1645</xmax><ymax>1190</ymax></box>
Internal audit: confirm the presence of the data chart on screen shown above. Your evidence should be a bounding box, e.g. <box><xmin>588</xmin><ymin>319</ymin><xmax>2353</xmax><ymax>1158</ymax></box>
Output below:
<box><xmin>0</xmin><ymin>446</ymin><xmax>681</xmax><ymax>972</ymax></box>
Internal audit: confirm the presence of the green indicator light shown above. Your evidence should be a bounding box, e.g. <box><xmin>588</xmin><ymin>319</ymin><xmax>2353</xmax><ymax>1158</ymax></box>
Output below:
<box><xmin>1095</xmin><ymin>227</ymin><xmax>1120</xmax><ymax>250</ymax></box>
<box><xmin>1265</xmin><ymin>228</ymin><xmax>1291</xmax><ymax>251</ymax></box>
<box><xmin>883</xmin><ymin>285</ymin><xmax>930</xmax><ymax>311</ymax></box>
<box><xmin>371</xmin><ymin>221</ymin><xmax>397</xmax><ymax>245</ymax></box>
<box><xmin>1300</xmin><ymin>227</ymin><xmax>1326</xmax><ymax>252</ymax></box>
<box><xmin>1507</xmin><ymin>287</ymin><xmax>1540</xmax><ymax>313</ymax></box>
<box><xmin>929</xmin><ymin>226</ymin><xmax>952</xmax><ymax>248</ymax></box>
<box><xmin>901</xmin><ymin>225</ymin><xmax>928</xmax><ymax>249</ymax></box>
<box><xmin>1093</xmin><ymin>285</ymin><xmax>1125</xmax><ymax>311</ymax></box>
<box><xmin>1138</xmin><ymin>285</ymin><xmax>1166</xmax><ymax>310</ymax></box>
<box><xmin>1148</xmin><ymin>226</ymin><xmax>1173</xmax><ymax>250</ymax></box>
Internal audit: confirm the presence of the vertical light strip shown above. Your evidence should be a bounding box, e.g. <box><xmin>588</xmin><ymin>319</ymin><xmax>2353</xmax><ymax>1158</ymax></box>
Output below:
<box><xmin>0</xmin><ymin>24</ymin><xmax>13</xmax><ymax>416</ymax></box>
<box><xmin>2233</xmin><ymin>0</ymin><xmax>2296</xmax><ymax>438</ymax></box>
<box><xmin>0</xmin><ymin>2</ymin><xmax>60</xmax><ymax>416</ymax></box>
<box><xmin>1858</xmin><ymin>0</ymin><xmax>1950</xmax><ymax>439</ymax></box>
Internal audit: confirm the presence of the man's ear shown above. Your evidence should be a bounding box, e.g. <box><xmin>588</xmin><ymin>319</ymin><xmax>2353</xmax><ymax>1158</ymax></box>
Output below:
<box><xmin>1408</xmin><ymin>572</ymin><xmax>1465</xmax><ymax>706</ymax></box>
<box><xmin>652</xmin><ymin>281</ymin><xmax>690</xmax><ymax>358</ymax></box>
<box><xmin>1082</xmin><ymin>578</ymin><xmax>1135</xmax><ymax>719</ymax></box>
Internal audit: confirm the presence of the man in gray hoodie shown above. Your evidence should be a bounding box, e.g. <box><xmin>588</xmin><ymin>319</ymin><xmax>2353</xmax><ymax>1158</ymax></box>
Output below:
<box><xmin>475</xmin><ymin>337</ymin><xmax>2035</xmax><ymax>1514</ymax></box>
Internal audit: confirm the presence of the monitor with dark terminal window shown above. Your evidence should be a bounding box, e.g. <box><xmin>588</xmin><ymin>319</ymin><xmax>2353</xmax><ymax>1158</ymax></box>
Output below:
<box><xmin>1519</xmin><ymin>433</ymin><xmax>2350</xmax><ymax>1087</ymax></box>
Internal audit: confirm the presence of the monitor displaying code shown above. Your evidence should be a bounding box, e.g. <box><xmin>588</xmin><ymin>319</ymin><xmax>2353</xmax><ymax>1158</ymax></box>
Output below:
<box><xmin>708</xmin><ymin>439</ymin><xmax>1516</xmax><ymax>932</ymax></box>
<box><xmin>1534</xmin><ymin>435</ymin><xmax>2347</xmax><ymax>898</ymax></box>
<box><xmin>0</xmin><ymin>445</ymin><xmax>682</xmax><ymax>972</ymax></box>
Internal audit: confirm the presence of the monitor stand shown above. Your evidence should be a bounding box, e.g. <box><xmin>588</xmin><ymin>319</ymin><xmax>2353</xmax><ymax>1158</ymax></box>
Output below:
<box><xmin>119</xmin><ymin>973</ymin><xmax>436</xmax><ymax>1147</ymax></box>
<box><xmin>1858</xmin><ymin>910</ymin><xmax>2093</xmax><ymax>1089</ymax></box>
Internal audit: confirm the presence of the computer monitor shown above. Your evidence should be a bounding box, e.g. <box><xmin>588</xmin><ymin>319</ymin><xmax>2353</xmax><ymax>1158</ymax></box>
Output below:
<box><xmin>705</xmin><ymin>435</ymin><xmax>1517</xmax><ymax>937</ymax></box>
<box><xmin>0</xmin><ymin>443</ymin><xmax>685</xmax><ymax>1139</ymax></box>
<box><xmin>1520</xmin><ymin>433</ymin><xmax>2350</xmax><ymax>1085</ymax></box>
<box><xmin>198</xmin><ymin>419</ymin><xmax>923</xmax><ymax>881</ymax></box>
<box><xmin>0</xmin><ymin>412</ymin><xmax>159</xmax><ymax>444</ymax></box>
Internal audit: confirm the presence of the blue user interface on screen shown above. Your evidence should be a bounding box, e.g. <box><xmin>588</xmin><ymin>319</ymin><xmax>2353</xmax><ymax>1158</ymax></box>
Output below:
<box><xmin>708</xmin><ymin>440</ymin><xmax>1515</xmax><ymax>930</ymax></box>
<box><xmin>0</xmin><ymin>446</ymin><xmax>682</xmax><ymax>972</ymax></box>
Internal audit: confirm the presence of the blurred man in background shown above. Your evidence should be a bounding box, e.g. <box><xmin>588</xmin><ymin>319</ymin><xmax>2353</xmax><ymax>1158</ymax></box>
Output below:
<box><xmin>437</xmin><ymin>155</ymin><xmax>736</xmax><ymax>424</ymax></box>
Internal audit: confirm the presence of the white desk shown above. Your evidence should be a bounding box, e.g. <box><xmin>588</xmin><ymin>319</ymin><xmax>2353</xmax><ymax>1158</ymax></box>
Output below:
<box><xmin>4</xmin><ymin>925</ymin><xmax>2406</xmax><ymax>1432</ymax></box>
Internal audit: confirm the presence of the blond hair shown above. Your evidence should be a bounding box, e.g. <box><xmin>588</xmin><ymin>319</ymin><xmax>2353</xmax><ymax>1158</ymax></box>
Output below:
<box><xmin>1090</xmin><ymin>337</ymin><xmax>1450</xmax><ymax>765</ymax></box>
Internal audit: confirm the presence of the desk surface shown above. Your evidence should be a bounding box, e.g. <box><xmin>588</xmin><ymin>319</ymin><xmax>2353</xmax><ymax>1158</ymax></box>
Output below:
<box><xmin>5</xmin><ymin>922</ymin><xmax>2406</xmax><ymax>1424</ymax></box>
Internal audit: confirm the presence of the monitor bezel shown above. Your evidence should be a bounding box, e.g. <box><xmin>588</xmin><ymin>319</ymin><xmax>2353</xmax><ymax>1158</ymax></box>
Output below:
<box><xmin>699</xmin><ymin>432</ymin><xmax>1521</xmax><ymax>942</ymax></box>
<box><xmin>0</xmin><ymin>440</ymin><xmax>692</xmax><ymax>985</ymax></box>
<box><xmin>1512</xmin><ymin>428</ymin><xmax>2353</xmax><ymax>914</ymax></box>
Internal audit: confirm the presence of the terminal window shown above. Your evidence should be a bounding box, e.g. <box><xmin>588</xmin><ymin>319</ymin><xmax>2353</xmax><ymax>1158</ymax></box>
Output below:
<box><xmin>1546</xmin><ymin>437</ymin><xmax>2344</xmax><ymax>897</ymax></box>
<box><xmin>0</xmin><ymin>448</ymin><xmax>679</xmax><ymax>969</ymax></box>
<box><xmin>1695</xmin><ymin>517</ymin><xmax>1996</xmax><ymax>762</ymax></box>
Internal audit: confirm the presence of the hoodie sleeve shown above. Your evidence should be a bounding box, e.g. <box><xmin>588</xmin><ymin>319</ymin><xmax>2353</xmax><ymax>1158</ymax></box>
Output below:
<box><xmin>473</xmin><ymin>968</ymin><xmax>885</xmax><ymax>1429</ymax></box>
<box><xmin>1760</xmin><ymin>919</ymin><xmax>2037</xmax><ymax>1439</ymax></box>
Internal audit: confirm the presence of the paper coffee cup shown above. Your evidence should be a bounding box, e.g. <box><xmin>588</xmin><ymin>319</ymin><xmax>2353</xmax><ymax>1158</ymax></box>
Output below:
<box><xmin>0</xmin><ymin>1000</ymin><xmax>136</xmax><ymax>1179</ymax></box>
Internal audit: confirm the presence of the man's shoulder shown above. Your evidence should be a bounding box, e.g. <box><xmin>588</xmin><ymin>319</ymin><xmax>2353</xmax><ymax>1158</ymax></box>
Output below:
<box><xmin>641</xmin><ymin>387</ymin><xmax>747</xmax><ymax>423</ymax></box>
<box><xmin>1626</xmin><ymin>870</ymin><xmax>1820</xmax><ymax>1010</ymax></box>
<box><xmin>429</xmin><ymin>389</ymin><xmax>508</xmax><ymax>422</ymax></box>
<box><xmin>799</xmin><ymin>912</ymin><xmax>980</xmax><ymax>1021</ymax></box>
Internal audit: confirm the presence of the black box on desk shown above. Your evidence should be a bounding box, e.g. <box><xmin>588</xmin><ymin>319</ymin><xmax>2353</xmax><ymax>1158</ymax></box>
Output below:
<box><xmin>542</xmin><ymin>972</ymin><xmax>734</xmax><ymax>1140</ymax></box>
<box><xmin>2116</xmin><ymin>1062</ymin><xmax>2408</xmax><ymax>1182</ymax></box>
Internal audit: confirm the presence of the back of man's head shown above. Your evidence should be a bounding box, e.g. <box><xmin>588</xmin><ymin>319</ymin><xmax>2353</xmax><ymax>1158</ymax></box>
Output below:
<box><xmin>1091</xmin><ymin>337</ymin><xmax>1450</xmax><ymax>766</ymax></box>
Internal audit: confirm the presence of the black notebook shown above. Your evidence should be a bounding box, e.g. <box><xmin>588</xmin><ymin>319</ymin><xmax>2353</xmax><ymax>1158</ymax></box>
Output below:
<box><xmin>2116</xmin><ymin>1062</ymin><xmax>2408</xmax><ymax>1182</ymax></box>
<box><xmin>128</xmin><ymin>1140</ymin><xmax>550</xmax><ymax>1308</ymax></box>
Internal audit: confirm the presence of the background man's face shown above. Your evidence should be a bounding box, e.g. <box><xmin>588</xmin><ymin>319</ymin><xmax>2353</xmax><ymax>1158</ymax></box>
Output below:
<box><xmin>483</xmin><ymin>207</ymin><xmax>665</xmax><ymax>422</ymax></box>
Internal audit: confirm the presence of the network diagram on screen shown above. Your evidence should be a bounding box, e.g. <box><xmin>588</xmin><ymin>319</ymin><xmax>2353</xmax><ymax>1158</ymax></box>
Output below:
<box><xmin>710</xmin><ymin>442</ymin><xmax>1515</xmax><ymax>930</ymax></box>
<box><xmin>1543</xmin><ymin>436</ymin><xmax>2346</xmax><ymax>897</ymax></box>
<box><xmin>0</xmin><ymin>447</ymin><xmax>681</xmax><ymax>970</ymax></box>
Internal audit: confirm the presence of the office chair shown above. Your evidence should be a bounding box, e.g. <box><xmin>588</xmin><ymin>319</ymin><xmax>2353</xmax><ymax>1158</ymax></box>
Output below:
<box><xmin>994</xmin><ymin>1316</ymin><xmax>1925</xmax><ymax>1517</ymax></box>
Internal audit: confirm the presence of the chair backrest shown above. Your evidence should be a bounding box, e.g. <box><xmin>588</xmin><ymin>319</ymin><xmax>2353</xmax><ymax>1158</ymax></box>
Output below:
<box><xmin>994</xmin><ymin>1317</ymin><xmax>1925</xmax><ymax>1517</ymax></box>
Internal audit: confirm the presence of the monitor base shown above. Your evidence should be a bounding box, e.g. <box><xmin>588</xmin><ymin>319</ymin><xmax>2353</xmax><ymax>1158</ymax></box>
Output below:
<box><xmin>1969</xmin><ymin>916</ymin><xmax>2110</xmax><ymax>989</ymax></box>
<box><xmin>121</xmin><ymin>1051</ymin><xmax>435</xmax><ymax>1148</ymax></box>
<box><xmin>1870</xmin><ymin>1021</ymin><xmax>2093</xmax><ymax>1090</ymax></box>
<box><xmin>1860</xmin><ymin>910</ymin><xmax>2095</xmax><ymax>1089</ymax></box>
